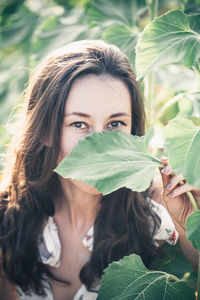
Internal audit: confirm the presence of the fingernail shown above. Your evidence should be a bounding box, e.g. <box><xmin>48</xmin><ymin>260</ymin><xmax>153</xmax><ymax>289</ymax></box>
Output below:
<box><xmin>161</xmin><ymin>157</ymin><xmax>168</xmax><ymax>161</ymax></box>
<box><xmin>165</xmin><ymin>183</ymin><xmax>172</xmax><ymax>190</ymax></box>
<box><xmin>161</xmin><ymin>166</ymin><xmax>170</xmax><ymax>175</ymax></box>
<box><xmin>167</xmin><ymin>192</ymin><xmax>174</xmax><ymax>198</ymax></box>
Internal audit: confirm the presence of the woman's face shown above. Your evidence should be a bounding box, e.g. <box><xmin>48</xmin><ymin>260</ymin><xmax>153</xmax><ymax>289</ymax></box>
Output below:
<box><xmin>58</xmin><ymin>74</ymin><xmax>132</xmax><ymax>194</ymax></box>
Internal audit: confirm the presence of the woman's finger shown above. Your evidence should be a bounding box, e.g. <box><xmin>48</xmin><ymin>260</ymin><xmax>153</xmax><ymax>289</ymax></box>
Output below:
<box><xmin>160</xmin><ymin>157</ymin><xmax>168</xmax><ymax>166</ymax></box>
<box><xmin>161</xmin><ymin>165</ymin><xmax>173</xmax><ymax>176</ymax></box>
<box><xmin>166</xmin><ymin>182</ymin><xmax>194</xmax><ymax>198</ymax></box>
<box><xmin>164</xmin><ymin>174</ymin><xmax>185</xmax><ymax>191</ymax></box>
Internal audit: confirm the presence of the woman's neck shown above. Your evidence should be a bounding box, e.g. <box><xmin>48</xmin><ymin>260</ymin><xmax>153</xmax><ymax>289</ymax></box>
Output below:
<box><xmin>54</xmin><ymin>177</ymin><xmax>101</xmax><ymax>232</ymax></box>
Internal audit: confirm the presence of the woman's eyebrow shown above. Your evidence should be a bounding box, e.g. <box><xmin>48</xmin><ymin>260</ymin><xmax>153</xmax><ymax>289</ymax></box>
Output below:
<box><xmin>109</xmin><ymin>113</ymin><xmax>130</xmax><ymax>118</ymax></box>
<box><xmin>65</xmin><ymin>112</ymin><xmax>130</xmax><ymax>118</ymax></box>
<box><xmin>65</xmin><ymin>112</ymin><xmax>91</xmax><ymax>118</ymax></box>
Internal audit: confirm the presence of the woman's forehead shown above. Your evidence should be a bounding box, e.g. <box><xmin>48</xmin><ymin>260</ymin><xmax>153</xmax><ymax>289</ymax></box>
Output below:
<box><xmin>64</xmin><ymin>74</ymin><xmax>131</xmax><ymax>116</ymax></box>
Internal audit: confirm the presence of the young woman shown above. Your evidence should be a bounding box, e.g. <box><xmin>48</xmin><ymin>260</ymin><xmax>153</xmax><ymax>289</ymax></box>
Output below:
<box><xmin>0</xmin><ymin>40</ymin><xmax>199</xmax><ymax>300</ymax></box>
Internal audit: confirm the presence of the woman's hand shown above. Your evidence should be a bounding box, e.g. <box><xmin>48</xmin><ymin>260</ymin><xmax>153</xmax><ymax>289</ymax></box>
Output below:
<box><xmin>160</xmin><ymin>157</ymin><xmax>200</xmax><ymax>230</ymax></box>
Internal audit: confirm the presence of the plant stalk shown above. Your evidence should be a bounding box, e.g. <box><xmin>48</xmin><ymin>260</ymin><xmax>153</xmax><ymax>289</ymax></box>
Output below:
<box><xmin>197</xmin><ymin>254</ymin><xmax>200</xmax><ymax>300</ymax></box>
<box><xmin>187</xmin><ymin>191</ymin><xmax>199</xmax><ymax>211</ymax></box>
<box><xmin>169</xmin><ymin>274</ymin><xmax>180</xmax><ymax>283</ymax></box>
<box><xmin>146</xmin><ymin>0</ymin><xmax>159</xmax><ymax>20</ymax></box>
<box><xmin>145</xmin><ymin>0</ymin><xmax>158</xmax><ymax>127</ymax></box>
<box><xmin>180</xmin><ymin>181</ymin><xmax>199</xmax><ymax>211</ymax></box>
<box><xmin>146</xmin><ymin>72</ymin><xmax>155</xmax><ymax>127</ymax></box>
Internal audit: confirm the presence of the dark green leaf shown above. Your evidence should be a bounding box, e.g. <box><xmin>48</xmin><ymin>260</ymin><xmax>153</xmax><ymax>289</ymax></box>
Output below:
<box><xmin>150</xmin><ymin>243</ymin><xmax>193</xmax><ymax>279</ymax></box>
<box><xmin>97</xmin><ymin>254</ymin><xmax>195</xmax><ymax>300</ymax></box>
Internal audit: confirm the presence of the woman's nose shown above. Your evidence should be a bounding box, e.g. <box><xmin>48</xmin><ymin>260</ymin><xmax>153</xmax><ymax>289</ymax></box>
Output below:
<box><xmin>92</xmin><ymin>124</ymin><xmax>105</xmax><ymax>134</ymax></box>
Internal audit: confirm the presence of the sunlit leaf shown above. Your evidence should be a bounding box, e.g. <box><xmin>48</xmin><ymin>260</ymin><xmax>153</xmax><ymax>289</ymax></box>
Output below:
<box><xmin>136</xmin><ymin>10</ymin><xmax>200</xmax><ymax>79</ymax></box>
<box><xmin>54</xmin><ymin>130</ymin><xmax>163</xmax><ymax>195</ymax></box>
<box><xmin>163</xmin><ymin>117</ymin><xmax>200</xmax><ymax>188</ymax></box>
<box><xmin>186</xmin><ymin>211</ymin><xmax>200</xmax><ymax>252</ymax></box>
<box><xmin>97</xmin><ymin>254</ymin><xmax>195</xmax><ymax>300</ymax></box>
<box><xmin>102</xmin><ymin>25</ymin><xmax>138</xmax><ymax>67</ymax></box>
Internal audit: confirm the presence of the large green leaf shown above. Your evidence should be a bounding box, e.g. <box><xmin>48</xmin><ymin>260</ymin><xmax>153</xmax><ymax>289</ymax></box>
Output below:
<box><xmin>54</xmin><ymin>130</ymin><xmax>163</xmax><ymax>195</ymax></box>
<box><xmin>186</xmin><ymin>210</ymin><xmax>200</xmax><ymax>252</ymax></box>
<box><xmin>163</xmin><ymin>117</ymin><xmax>200</xmax><ymax>188</ymax></box>
<box><xmin>97</xmin><ymin>254</ymin><xmax>195</xmax><ymax>300</ymax></box>
<box><xmin>135</xmin><ymin>10</ymin><xmax>200</xmax><ymax>79</ymax></box>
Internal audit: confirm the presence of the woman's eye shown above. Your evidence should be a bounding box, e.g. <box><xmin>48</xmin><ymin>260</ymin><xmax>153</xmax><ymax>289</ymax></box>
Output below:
<box><xmin>71</xmin><ymin>122</ymin><xmax>88</xmax><ymax>130</ymax></box>
<box><xmin>107</xmin><ymin>121</ymin><xmax>126</xmax><ymax>130</ymax></box>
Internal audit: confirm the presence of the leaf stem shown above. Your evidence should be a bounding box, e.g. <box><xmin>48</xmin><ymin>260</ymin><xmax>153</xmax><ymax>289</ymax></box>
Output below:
<box><xmin>145</xmin><ymin>0</ymin><xmax>158</xmax><ymax>127</ymax></box>
<box><xmin>187</xmin><ymin>191</ymin><xmax>199</xmax><ymax>212</ymax></box>
<box><xmin>146</xmin><ymin>0</ymin><xmax>159</xmax><ymax>21</ymax></box>
<box><xmin>145</xmin><ymin>72</ymin><xmax>155</xmax><ymax>127</ymax></box>
<box><xmin>169</xmin><ymin>274</ymin><xmax>180</xmax><ymax>283</ymax></box>
<box><xmin>179</xmin><ymin>180</ymin><xmax>199</xmax><ymax>211</ymax></box>
<box><xmin>197</xmin><ymin>254</ymin><xmax>200</xmax><ymax>300</ymax></box>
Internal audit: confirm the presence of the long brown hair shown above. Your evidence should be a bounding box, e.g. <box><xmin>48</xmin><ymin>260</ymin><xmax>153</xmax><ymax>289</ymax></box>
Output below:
<box><xmin>0</xmin><ymin>40</ymin><xmax>159</xmax><ymax>295</ymax></box>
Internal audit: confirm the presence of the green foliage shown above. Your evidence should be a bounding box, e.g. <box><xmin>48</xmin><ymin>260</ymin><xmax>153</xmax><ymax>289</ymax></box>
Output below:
<box><xmin>52</xmin><ymin>0</ymin><xmax>91</xmax><ymax>9</ymax></box>
<box><xmin>153</xmin><ymin>66</ymin><xmax>199</xmax><ymax>125</ymax></box>
<box><xmin>136</xmin><ymin>10</ymin><xmax>200</xmax><ymax>79</ymax></box>
<box><xmin>55</xmin><ymin>129</ymin><xmax>163</xmax><ymax>194</ymax></box>
<box><xmin>184</xmin><ymin>0</ymin><xmax>200</xmax><ymax>14</ymax></box>
<box><xmin>150</xmin><ymin>243</ymin><xmax>194</xmax><ymax>279</ymax></box>
<box><xmin>31</xmin><ymin>6</ymin><xmax>91</xmax><ymax>62</ymax></box>
<box><xmin>97</xmin><ymin>254</ymin><xmax>195</xmax><ymax>300</ymax></box>
<box><xmin>0</xmin><ymin>0</ymin><xmax>25</xmax><ymax>24</ymax></box>
<box><xmin>0</xmin><ymin>5</ymin><xmax>38</xmax><ymax>51</ymax></box>
<box><xmin>102</xmin><ymin>25</ymin><xmax>138</xmax><ymax>67</ymax></box>
<box><xmin>87</xmin><ymin>0</ymin><xmax>146</xmax><ymax>68</ymax></box>
<box><xmin>163</xmin><ymin>117</ymin><xmax>200</xmax><ymax>188</ymax></box>
<box><xmin>186</xmin><ymin>211</ymin><xmax>200</xmax><ymax>252</ymax></box>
